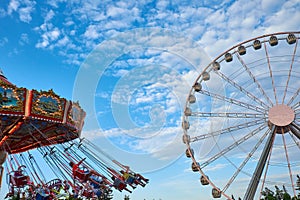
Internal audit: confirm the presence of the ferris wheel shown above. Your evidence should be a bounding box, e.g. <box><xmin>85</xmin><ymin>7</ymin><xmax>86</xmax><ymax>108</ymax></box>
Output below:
<box><xmin>182</xmin><ymin>32</ymin><xmax>300</xmax><ymax>199</ymax></box>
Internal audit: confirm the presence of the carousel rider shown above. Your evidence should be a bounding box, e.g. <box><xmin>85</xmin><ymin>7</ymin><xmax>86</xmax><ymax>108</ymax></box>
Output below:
<box><xmin>69</xmin><ymin>158</ymin><xmax>93</xmax><ymax>181</ymax></box>
<box><xmin>120</xmin><ymin>166</ymin><xmax>149</xmax><ymax>187</ymax></box>
<box><xmin>69</xmin><ymin>158</ymin><xmax>109</xmax><ymax>187</ymax></box>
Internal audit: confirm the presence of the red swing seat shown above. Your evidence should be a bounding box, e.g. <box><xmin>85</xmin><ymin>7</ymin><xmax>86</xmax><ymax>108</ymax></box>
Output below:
<box><xmin>82</xmin><ymin>189</ymin><xmax>93</xmax><ymax>198</ymax></box>
<box><xmin>74</xmin><ymin>170</ymin><xmax>90</xmax><ymax>181</ymax></box>
<box><xmin>114</xmin><ymin>178</ymin><xmax>126</xmax><ymax>190</ymax></box>
<box><xmin>118</xmin><ymin>181</ymin><xmax>126</xmax><ymax>190</ymax></box>
<box><xmin>10</xmin><ymin>174</ymin><xmax>29</xmax><ymax>187</ymax></box>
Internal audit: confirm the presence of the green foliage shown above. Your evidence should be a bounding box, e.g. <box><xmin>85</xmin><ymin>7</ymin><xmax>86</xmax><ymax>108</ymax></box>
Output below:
<box><xmin>124</xmin><ymin>195</ymin><xmax>130</xmax><ymax>200</ymax></box>
<box><xmin>260</xmin><ymin>185</ymin><xmax>300</xmax><ymax>200</ymax></box>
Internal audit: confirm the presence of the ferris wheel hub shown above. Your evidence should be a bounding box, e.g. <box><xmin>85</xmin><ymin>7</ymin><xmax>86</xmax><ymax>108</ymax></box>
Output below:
<box><xmin>268</xmin><ymin>104</ymin><xmax>295</xmax><ymax>127</ymax></box>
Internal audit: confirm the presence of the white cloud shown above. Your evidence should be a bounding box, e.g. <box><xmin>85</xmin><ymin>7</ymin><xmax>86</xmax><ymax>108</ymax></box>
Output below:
<box><xmin>261</xmin><ymin>0</ymin><xmax>286</xmax><ymax>13</ymax></box>
<box><xmin>14</xmin><ymin>0</ymin><xmax>297</xmax><ymax>66</ymax></box>
<box><xmin>198</xmin><ymin>0</ymin><xmax>300</xmax><ymax>59</ymax></box>
<box><xmin>18</xmin><ymin>4</ymin><xmax>34</xmax><ymax>22</ymax></box>
<box><xmin>48</xmin><ymin>28</ymin><xmax>60</xmax><ymax>40</ymax></box>
<box><xmin>7</xmin><ymin>0</ymin><xmax>20</xmax><ymax>15</ymax></box>
<box><xmin>7</xmin><ymin>0</ymin><xmax>36</xmax><ymax>23</ymax></box>
<box><xmin>82</xmin><ymin>124</ymin><xmax>184</xmax><ymax>162</ymax></box>
<box><xmin>19</xmin><ymin>33</ymin><xmax>29</xmax><ymax>45</ymax></box>
<box><xmin>47</xmin><ymin>0</ymin><xmax>67</xmax><ymax>8</ymax></box>
<box><xmin>84</xmin><ymin>25</ymin><xmax>100</xmax><ymax>39</ymax></box>
<box><xmin>0</xmin><ymin>8</ymin><xmax>6</xmax><ymax>17</ymax></box>
<box><xmin>69</xmin><ymin>30</ymin><xmax>76</xmax><ymax>35</ymax></box>
<box><xmin>205</xmin><ymin>163</ymin><xmax>229</xmax><ymax>172</ymax></box>
<box><xmin>262</xmin><ymin>1</ymin><xmax>300</xmax><ymax>33</ymax></box>
<box><xmin>0</xmin><ymin>37</ymin><xmax>8</xmax><ymax>47</ymax></box>
<box><xmin>45</xmin><ymin>9</ymin><xmax>55</xmax><ymax>22</ymax></box>
<box><xmin>35</xmin><ymin>27</ymin><xmax>60</xmax><ymax>48</ymax></box>
<box><xmin>56</xmin><ymin>36</ymin><xmax>69</xmax><ymax>47</ymax></box>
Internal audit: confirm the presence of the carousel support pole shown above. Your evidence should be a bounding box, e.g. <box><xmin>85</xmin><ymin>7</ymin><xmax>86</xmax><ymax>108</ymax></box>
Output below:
<box><xmin>0</xmin><ymin>150</ymin><xmax>7</xmax><ymax>189</ymax></box>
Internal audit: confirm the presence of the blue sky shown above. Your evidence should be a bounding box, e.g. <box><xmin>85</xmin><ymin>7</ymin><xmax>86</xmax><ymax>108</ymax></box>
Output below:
<box><xmin>0</xmin><ymin>0</ymin><xmax>299</xmax><ymax>199</ymax></box>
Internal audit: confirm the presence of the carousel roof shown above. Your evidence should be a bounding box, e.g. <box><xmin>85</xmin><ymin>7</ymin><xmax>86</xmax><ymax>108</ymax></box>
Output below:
<box><xmin>0</xmin><ymin>71</ymin><xmax>86</xmax><ymax>154</ymax></box>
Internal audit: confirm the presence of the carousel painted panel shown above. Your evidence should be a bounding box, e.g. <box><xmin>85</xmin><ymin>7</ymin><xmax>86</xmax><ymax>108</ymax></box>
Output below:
<box><xmin>30</xmin><ymin>89</ymin><xmax>66</xmax><ymax>121</ymax></box>
<box><xmin>0</xmin><ymin>83</ymin><xmax>25</xmax><ymax>114</ymax></box>
<box><xmin>67</xmin><ymin>101</ymin><xmax>85</xmax><ymax>132</ymax></box>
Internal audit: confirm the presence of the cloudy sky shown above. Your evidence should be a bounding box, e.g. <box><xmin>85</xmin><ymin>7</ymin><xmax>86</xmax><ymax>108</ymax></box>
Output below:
<box><xmin>0</xmin><ymin>0</ymin><xmax>299</xmax><ymax>199</ymax></box>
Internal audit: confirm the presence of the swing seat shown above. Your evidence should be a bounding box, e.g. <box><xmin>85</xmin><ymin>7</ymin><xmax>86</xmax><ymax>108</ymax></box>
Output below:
<box><xmin>74</xmin><ymin>171</ymin><xmax>90</xmax><ymax>181</ymax></box>
<box><xmin>90</xmin><ymin>178</ymin><xmax>102</xmax><ymax>189</ymax></box>
<box><xmin>114</xmin><ymin>178</ymin><xmax>126</xmax><ymax>190</ymax></box>
<box><xmin>118</xmin><ymin>181</ymin><xmax>126</xmax><ymax>190</ymax></box>
<box><xmin>47</xmin><ymin>179</ymin><xmax>63</xmax><ymax>192</ymax></box>
<box><xmin>94</xmin><ymin>189</ymin><xmax>102</xmax><ymax>197</ymax></box>
<box><xmin>10</xmin><ymin>175</ymin><xmax>29</xmax><ymax>187</ymax></box>
<box><xmin>126</xmin><ymin>176</ymin><xmax>135</xmax><ymax>184</ymax></box>
<box><xmin>82</xmin><ymin>190</ymin><xmax>93</xmax><ymax>198</ymax></box>
<box><xmin>36</xmin><ymin>192</ymin><xmax>50</xmax><ymax>200</ymax></box>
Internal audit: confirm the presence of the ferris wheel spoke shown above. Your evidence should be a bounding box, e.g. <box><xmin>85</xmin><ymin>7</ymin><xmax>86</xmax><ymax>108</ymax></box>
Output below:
<box><xmin>235</xmin><ymin>53</ymin><xmax>274</xmax><ymax>107</ymax></box>
<box><xmin>287</xmin><ymin>88</ymin><xmax>300</xmax><ymax>106</ymax></box>
<box><xmin>289</xmin><ymin>123</ymin><xmax>300</xmax><ymax>140</ymax></box>
<box><xmin>191</xmin><ymin>112</ymin><xmax>266</xmax><ymax>118</ymax></box>
<box><xmin>222</xmin><ymin>128</ymin><xmax>270</xmax><ymax>193</ymax></box>
<box><xmin>201</xmin><ymin>123</ymin><xmax>267</xmax><ymax>168</ymax></box>
<box><xmin>282</xmin><ymin>38</ymin><xmax>298</xmax><ymax>103</ymax></box>
<box><xmin>214</xmin><ymin>70</ymin><xmax>270</xmax><ymax>109</ymax></box>
<box><xmin>198</xmin><ymin>89</ymin><xmax>266</xmax><ymax>113</ymax></box>
<box><xmin>244</xmin><ymin>126</ymin><xmax>276</xmax><ymax>200</ymax></box>
<box><xmin>281</xmin><ymin>130</ymin><xmax>297</xmax><ymax>197</ymax></box>
<box><xmin>288</xmin><ymin>131</ymin><xmax>300</xmax><ymax>150</ymax></box>
<box><xmin>191</xmin><ymin>118</ymin><xmax>265</xmax><ymax>142</ymax></box>
<box><xmin>264</xmin><ymin>42</ymin><xmax>278</xmax><ymax>105</ymax></box>
<box><xmin>291</xmin><ymin>101</ymin><xmax>300</xmax><ymax>110</ymax></box>
<box><xmin>292</xmin><ymin>122</ymin><xmax>300</xmax><ymax>131</ymax></box>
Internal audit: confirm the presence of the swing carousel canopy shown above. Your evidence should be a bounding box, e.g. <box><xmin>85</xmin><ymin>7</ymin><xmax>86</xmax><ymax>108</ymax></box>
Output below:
<box><xmin>0</xmin><ymin>72</ymin><xmax>86</xmax><ymax>154</ymax></box>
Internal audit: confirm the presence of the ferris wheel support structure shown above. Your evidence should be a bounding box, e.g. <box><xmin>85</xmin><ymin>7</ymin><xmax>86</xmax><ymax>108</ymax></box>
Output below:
<box><xmin>244</xmin><ymin>126</ymin><xmax>275</xmax><ymax>200</ymax></box>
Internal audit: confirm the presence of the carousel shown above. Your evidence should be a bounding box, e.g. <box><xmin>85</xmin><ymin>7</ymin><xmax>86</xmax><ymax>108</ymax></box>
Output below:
<box><xmin>0</xmin><ymin>70</ymin><xmax>148</xmax><ymax>199</ymax></box>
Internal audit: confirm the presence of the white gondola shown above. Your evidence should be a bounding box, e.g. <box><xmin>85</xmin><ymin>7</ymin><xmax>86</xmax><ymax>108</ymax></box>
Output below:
<box><xmin>202</xmin><ymin>72</ymin><xmax>210</xmax><ymax>81</ymax></box>
<box><xmin>182</xmin><ymin>134</ymin><xmax>190</xmax><ymax>144</ymax></box>
<box><xmin>224</xmin><ymin>53</ymin><xmax>233</xmax><ymax>62</ymax></box>
<box><xmin>286</xmin><ymin>33</ymin><xmax>296</xmax><ymax>44</ymax></box>
<box><xmin>191</xmin><ymin>162</ymin><xmax>200</xmax><ymax>172</ymax></box>
<box><xmin>269</xmin><ymin>35</ymin><xmax>278</xmax><ymax>46</ymax></box>
<box><xmin>193</xmin><ymin>82</ymin><xmax>202</xmax><ymax>92</ymax></box>
<box><xmin>188</xmin><ymin>94</ymin><xmax>196</xmax><ymax>104</ymax></box>
<box><xmin>253</xmin><ymin>39</ymin><xmax>261</xmax><ymax>50</ymax></box>
<box><xmin>184</xmin><ymin>107</ymin><xmax>192</xmax><ymax>116</ymax></box>
<box><xmin>182</xmin><ymin>121</ymin><xmax>190</xmax><ymax>130</ymax></box>
<box><xmin>200</xmin><ymin>175</ymin><xmax>209</xmax><ymax>185</ymax></box>
<box><xmin>238</xmin><ymin>45</ymin><xmax>246</xmax><ymax>55</ymax></box>
<box><xmin>212</xmin><ymin>61</ymin><xmax>220</xmax><ymax>71</ymax></box>
<box><xmin>212</xmin><ymin>188</ymin><xmax>221</xmax><ymax>198</ymax></box>
<box><xmin>185</xmin><ymin>148</ymin><xmax>194</xmax><ymax>158</ymax></box>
